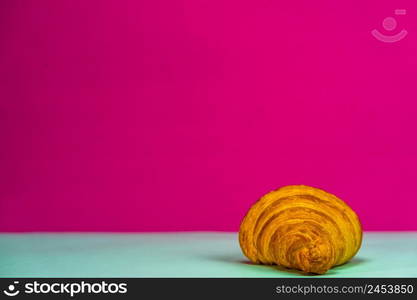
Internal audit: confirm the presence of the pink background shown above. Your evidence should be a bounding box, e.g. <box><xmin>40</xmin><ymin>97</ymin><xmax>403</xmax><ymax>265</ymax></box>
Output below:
<box><xmin>1</xmin><ymin>0</ymin><xmax>416</xmax><ymax>231</ymax></box>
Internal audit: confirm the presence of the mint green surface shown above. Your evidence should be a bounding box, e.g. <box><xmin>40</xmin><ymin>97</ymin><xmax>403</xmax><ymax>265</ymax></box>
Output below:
<box><xmin>0</xmin><ymin>232</ymin><xmax>416</xmax><ymax>277</ymax></box>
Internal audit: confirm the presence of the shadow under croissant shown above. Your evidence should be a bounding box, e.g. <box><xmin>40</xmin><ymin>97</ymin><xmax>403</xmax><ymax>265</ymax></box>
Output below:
<box><xmin>208</xmin><ymin>255</ymin><xmax>368</xmax><ymax>276</ymax></box>
<box><xmin>256</xmin><ymin>257</ymin><xmax>368</xmax><ymax>276</ymax></box>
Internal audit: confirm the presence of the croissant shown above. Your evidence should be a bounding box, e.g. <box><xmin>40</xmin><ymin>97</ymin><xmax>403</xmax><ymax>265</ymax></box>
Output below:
<box><xmin>239</xmin><ymin>185</ymin><xmax>362</xmax><ymax>274</ymax></box>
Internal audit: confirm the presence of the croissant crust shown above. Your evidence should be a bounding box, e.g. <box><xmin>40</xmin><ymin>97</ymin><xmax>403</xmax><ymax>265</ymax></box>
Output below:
<box><xmin>239</xmin><ymin>185</ymin><xmax>362</xmax><ymax>274</ymax></box>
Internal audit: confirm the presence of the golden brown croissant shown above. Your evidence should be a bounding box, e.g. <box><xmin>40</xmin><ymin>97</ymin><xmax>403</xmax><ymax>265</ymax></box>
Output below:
<box><xmin>239</xmin><ymin>185</ymin><xmax>362</xmax><ymax>274</ymax></box>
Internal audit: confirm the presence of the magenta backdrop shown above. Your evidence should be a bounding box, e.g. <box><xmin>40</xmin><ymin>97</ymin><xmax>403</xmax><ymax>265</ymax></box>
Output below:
<box><xmin>1</xmin><ymin>0</ymin><xmax>417</xmax><ymax>231</ymax></box>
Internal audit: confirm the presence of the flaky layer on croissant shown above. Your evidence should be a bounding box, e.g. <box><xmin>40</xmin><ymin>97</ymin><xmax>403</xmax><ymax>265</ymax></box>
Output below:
<box><xmin>239</xmin><ymin>185</ymin><xmax>362</xmax><ymax>274</ymax></box>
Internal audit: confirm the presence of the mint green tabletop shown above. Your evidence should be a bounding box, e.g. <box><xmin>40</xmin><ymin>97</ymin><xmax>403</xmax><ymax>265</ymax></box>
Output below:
<box><xmin>0</xmin><ymin>232</ymin><xmax>416</xmax><ymax>277</ymax></box>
